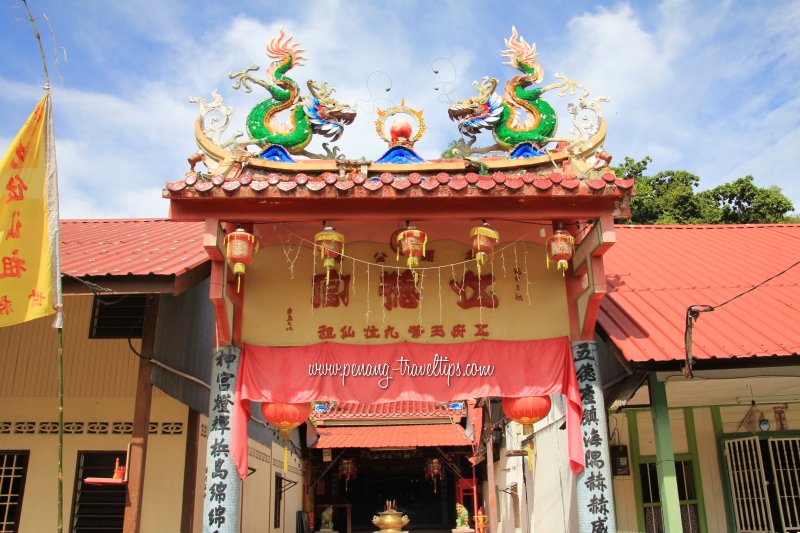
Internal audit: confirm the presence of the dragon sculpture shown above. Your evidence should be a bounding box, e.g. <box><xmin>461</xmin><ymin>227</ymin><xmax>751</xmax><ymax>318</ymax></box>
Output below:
<box><xmin>229</xmin><ymin>28</ymin><xmax>356</xmax><ymax>156</ymax></box>
<box><xmin>449</xmin><ymin>27</ymin><xmax>558</xmax><ymax>154</ymax></box>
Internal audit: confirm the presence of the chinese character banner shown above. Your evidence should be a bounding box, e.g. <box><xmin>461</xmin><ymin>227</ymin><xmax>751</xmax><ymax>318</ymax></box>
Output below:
<box><xmin>244</xmin><ymin>240</ymin><xmax>570</xmax><ymax>346</ymax></box>
<box><xmin>0</xmin><ymin>95</ymin><xmax>55</xmax><ymax>327</ymax></box>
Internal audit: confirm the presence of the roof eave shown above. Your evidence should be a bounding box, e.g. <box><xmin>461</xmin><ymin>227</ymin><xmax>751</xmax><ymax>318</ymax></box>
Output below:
<box><xmin>62</xmin><ymin>260</ymin><xmax>211</xmax><ymax>296</ymax></box>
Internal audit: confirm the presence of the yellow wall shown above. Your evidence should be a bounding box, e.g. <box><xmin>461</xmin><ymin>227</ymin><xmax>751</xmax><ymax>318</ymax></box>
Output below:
<box><xmin>0</xmin><ymin>396</ymin><xmax>188</xmax><ymax>532</ymax></box>
<box><xmin>244</xmin><ymin>240</ymin><xmax>569</xmax><ymax>346</ymax></box>
<box><xmin>0</xmin><ymin>295</ymin><xmax>305</xmax><ymax>532</ymax></box>
<box><xmin>612</xmin><ymin>401</ymin><xmax>800</xmax><ymax>533</ymax></box>
<box><xmin>608</xmin><ymin>413</ymin><xmax>637</xmax><ymax>533</ymax></box>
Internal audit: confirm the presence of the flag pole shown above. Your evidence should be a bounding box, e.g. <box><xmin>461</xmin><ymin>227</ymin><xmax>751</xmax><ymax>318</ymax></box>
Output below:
<box><xmin>20</xmin><ymin>3</ymin><xmax>62</xmax><ymax>533</ymax></box>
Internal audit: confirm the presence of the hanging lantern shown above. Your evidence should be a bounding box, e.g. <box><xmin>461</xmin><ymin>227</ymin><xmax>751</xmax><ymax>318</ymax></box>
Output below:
<box><xmin>502</xmin><ymin>396</ymin><xmax>552</xmax><ymax>434</ymax></box>
<box><xmin>396</xmin><ymin>225</ymin><xmax>427</xmax><ymax>283</ymax></box>
<box><xmin>314</xmin><ymin>226</ymin><xmax>345</xmax><ymax>284</ymax></box>
<box><xmin>545</xmin><ymin>228</ymin><xmax>574</xmax><ymax>276</ymax></box>
<box><xmin>339</xmin><ymin>458</ymin><xmax>358</xmax><ymax>491</ymax></box>
<box><xmin>261</xmin><ymin>402</ymin><xmax>311</xmax><ymax>473</ymax></box>
<box><xmin>224</xmin><ymin>228</ymin><xmax>259</xmax><ymax>292</ymax></box>
<box><xmin>470</xmin><ymin>222</ymin><xmax>500</xmax><ymax>276</ymax></box>
<box><xmin>424</xmin><ymin>457</ymin><xmax>444</xmax><ymax>494</ymax></box>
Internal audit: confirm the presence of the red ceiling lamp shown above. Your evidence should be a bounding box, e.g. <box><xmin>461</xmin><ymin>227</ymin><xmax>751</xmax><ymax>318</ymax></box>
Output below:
<box><xmin>502</xmin><ymin>396</ymin><xmax>552</xmax><ymax>434</ymax></box>
<box><xmin>224</xmin><ymin>227</ymin><xmax>259</xmax><ymax>292</ymax></box>
<box><xmin>424</xmin><ymin>457</ymin><xmax>444</xmax><ymax>493</ymax></box>
<box><xmin>339</xmin><ymin>458</ymin><xmax>358</xmax><ymax>491</ymax></box>
<box><xmin>396</xmin><ymin>224</ymin><xmax>427</xmax><ymax>283</ymax></box>
<box><xmin>261</xmin><ymin>402</ymin><xmax>311</xmax><ymax>473</ymax></box>
<box><xmin>470</xmin><ymin>222</ymin><xmax>500</xmax><ymax>276</ymax></box>
<box><xmin>503</xmin><ymin>396</ymin><xmax>551</xmax><ymax>472</ymax></box>
<box><xmin>314</xmin><ymin>226</ymin><xmax>345</xmax><ymax>284</ymax></box>
<box><xmin>545</xmin><ymin>226</ymin><xmax>574</xmax><ymax>276</ymax></box>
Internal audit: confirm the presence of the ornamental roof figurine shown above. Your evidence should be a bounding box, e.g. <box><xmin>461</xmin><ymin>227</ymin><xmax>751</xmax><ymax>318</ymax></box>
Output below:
<box><xmin>171</xmin><ymin>27</ymin><xmax>629</xmax><ymax>211</ymax></box>
<box><xmin>374</xmin><ymin>100</ymin><xmax>427</xmax><ymax>164</ymax></box>
<box><xmin>227</xmin><ymin>27</ymin><xmax>356</xmax><ymax>162</ymax></box>
<box><xmin>447</xmin><ymin>26</ymin><xmax>608</xmax><ymax>161</ymax></box>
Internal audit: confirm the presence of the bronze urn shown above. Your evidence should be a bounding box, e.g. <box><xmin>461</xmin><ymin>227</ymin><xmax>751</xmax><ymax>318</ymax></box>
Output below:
<box><xmin>372</xmin><ymin>501</ymin><xmax>409</xmax><ymax>533</ymax></box>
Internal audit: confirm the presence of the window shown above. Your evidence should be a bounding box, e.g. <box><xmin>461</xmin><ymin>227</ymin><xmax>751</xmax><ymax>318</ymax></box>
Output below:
<box><xmin>0</xmin><ymin>451</ymin><xmax>29</xmax><ymax>533</ymax></box>
<box><xmin>639</xmin><ymin>460</ymin><xmax>701</xmax><ymax>533</ymax></box>
<box><xmin>274</xmin><ymin>474</ymin><xmax>283</xmax><ymax>528</ymax></box>
<box><xmin>89</xmin><ymin>295</ymin><xmax>146</xmax><ymax>339</ymax></box>
<box><xmin>71</xmin><ymin>451</ymin><xmax>126</xmax><ymax>532</ymax></box>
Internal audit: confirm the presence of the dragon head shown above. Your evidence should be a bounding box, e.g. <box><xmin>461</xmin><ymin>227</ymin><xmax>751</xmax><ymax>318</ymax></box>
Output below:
<box><xmin>447</xmin><ymin>77</ymin><xmax>503</xmax><ymax>138</ymax></box>
<box><xmin>501</xmin><ymin>26</ymin><xmax>543</xmax><ymax>82</ymax></box>
<box><xmin>303</xmin><ymin>80</ymin><xmax>357</xmax><ymax>142</ymax></box>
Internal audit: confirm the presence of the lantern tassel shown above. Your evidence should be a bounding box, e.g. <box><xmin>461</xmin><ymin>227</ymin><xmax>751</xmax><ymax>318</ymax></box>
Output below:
<box><xmin>476</xmin><ymin>251</ymin><xmax>487</xmax><ymax>277</ymax></box>
<box><xmin>527</xmin><ymin>442</ymin><xmax>533</xmax><ymax>471</ymax></box>
<box><xmin>284</xmin><ymin>444</ymin><xmax>289</xmax><ymax>475</ymax></box>
<box><xmin>237</xmin><ymin>274</ymin><xmax>242</xmax><ymax>293</ymax></box>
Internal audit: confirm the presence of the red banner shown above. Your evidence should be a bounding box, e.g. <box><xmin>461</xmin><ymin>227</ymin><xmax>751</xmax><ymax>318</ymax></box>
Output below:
<box><xmin>232</xmin><ymin>338</ymin><xmax>583</xmax><ymax>478</ymax></box>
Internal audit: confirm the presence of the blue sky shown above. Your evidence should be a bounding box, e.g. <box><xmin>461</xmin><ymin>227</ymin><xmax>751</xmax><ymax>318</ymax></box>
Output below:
<box><xmin>1</xmin><ymin>1</ymin><xmax>798</xmax><ymax>219</ymax></box>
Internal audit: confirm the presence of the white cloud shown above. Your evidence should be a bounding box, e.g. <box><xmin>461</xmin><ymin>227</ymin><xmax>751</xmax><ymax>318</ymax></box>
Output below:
<box><xmin>3</xmin><ymin>0</ymin><xmax>799</xmax><ymax>218</ymax></box>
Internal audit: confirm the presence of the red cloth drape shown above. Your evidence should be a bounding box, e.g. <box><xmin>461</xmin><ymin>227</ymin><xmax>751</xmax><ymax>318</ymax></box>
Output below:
<box><xmin>232</xmin><ymin>337</ymin><xmax>583</xmax><ymax>478</ymax></box>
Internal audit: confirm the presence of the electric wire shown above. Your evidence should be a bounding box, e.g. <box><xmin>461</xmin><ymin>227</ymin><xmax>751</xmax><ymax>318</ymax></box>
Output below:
<box><xmin>684</xmin><ymin>257</ymin><xmax>800</xmax><ymax>377</ymax></box>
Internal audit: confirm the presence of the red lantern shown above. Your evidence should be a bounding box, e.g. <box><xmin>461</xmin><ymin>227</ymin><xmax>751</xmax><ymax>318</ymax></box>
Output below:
<box><xmin>546</xmin><ymin>229</ymin><xmax>574</xmax><ymax>275</ymax></box>
<box><xmin>470</xmin><ymin>222</ymin><xmax>500</xmax><ymax>276</ymax></box>
<box><xmin>339</xmin><ymin>458</ymin><xmax>357</xmax><ymax>491</ymax></box>
<box><xmin>261</xmin><ymin>402</ymin><xmax>311</xmax><ymax>440</ymax></box>
<box><xmin>262</xmin><ymin>402</ymin><xmax>311</xmax><ymax>474</ymax></box>
<box><xmin>502</xmin><ymin>396</ymin><xmax>552</xmax><ymax>434</ymax></box>
<box><xmin>396</xmin><ymin>225</ymin><xmax>427</xmax><ymax>281</ymax></box>
<box><xmin>314</xmin><ymin>226</ymin><xmax>345</xmax><ymax>284</ymax></box>
<box><xmin>224</xmin><ymin>228</ymin><xmax>259</xmax><ymax>292</ymax></box>
<box><xmin>424</xmin><ymin>457</ymin><xmax>444</xmax><ymax>493</ymax></box>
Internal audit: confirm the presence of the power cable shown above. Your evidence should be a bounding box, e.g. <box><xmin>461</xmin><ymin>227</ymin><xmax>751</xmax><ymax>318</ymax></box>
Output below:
<box><xmin>683</xmin><ymin>257</ymin><xmax>800</xmax><ymax>377</ymax></box>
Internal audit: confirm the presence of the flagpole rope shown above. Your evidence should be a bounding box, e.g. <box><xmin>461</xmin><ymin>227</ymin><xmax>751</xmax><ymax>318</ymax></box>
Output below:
<box><xmin>20</xmin><ymin>3</ymin><xmax>60</xmax><ymax>530</ymax></box>
<box><xmin>21</xmin><ymin>0</ymin><xmax>50</xmax><ymax>89</ymax></box>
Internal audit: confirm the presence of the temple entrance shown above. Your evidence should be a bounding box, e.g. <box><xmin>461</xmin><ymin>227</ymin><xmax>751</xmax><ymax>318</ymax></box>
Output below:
<box><xmin>308</xmin><ymin>401</ymin><xmax>478</xmax><ymax>532</ymax></box>
<box><xmin>312</xmin><ymin>448</ymin><xmax>468</xmax><ymax>533</ymax></box>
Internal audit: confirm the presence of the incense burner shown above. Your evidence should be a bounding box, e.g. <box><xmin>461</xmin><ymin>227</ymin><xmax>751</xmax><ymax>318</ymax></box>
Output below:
<box><xmin>372</xmin><ymin>509</ymin><xmax>410</xmax><ymax>532</ymax></box>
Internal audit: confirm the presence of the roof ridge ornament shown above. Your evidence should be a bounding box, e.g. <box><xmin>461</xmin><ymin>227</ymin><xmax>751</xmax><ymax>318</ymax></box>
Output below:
<box><xmin>447</xmin><ymin>27</ymin><xmax>610</xmax><ymax>168</ymax></box>
<box><xmin>374</xmin><ymin>100</ymin><xmax>427</xmax><ymax>164</ymax></box>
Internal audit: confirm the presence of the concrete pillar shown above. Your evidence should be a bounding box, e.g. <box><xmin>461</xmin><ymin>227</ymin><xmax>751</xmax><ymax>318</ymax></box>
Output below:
<box><xmin>202</xmin><ymin>346</ymin><xmax>242</xmax><ymax>533</ymax></box>
<box><xmin>572</xmin><ymin>341</ymin><xmax>617</xmax><ymax>533</ymax></box>
<box><xmin>648</xmin><ymin>373</ymin><xmax>682</xmax><ymax>531</ymax></box>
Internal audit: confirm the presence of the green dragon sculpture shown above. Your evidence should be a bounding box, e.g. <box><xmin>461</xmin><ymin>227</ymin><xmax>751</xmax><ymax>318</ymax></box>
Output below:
<box><xmin>448</xmin><ymin>27</ymin><xmax>557</xmax><ymax>154</ymax></box>
<box><xmin>229</xmin><ymin>28</ymin><xmax>356</xmax><ymax>156</ymax></box>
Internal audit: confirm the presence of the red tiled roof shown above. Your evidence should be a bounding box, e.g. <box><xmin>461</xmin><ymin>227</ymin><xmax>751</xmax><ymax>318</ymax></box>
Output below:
<box><xmin>60</xmin><ymin>219</ymin><xmax>206</xmax><ymax>277</ymax></box>
<box><xmin>165</xmin><ymin>169</ymin><xmax>634</xmax><ymax>198</ymax></box>
<box><xmin>314</xmin><ymin>401</ymin><xmax>462</xmax><ymax>421</ymax></box>
<box><xmin>313</xmin><ymin>424</ymin><xmax>471</xmax><ymax>448</ymax></box>
<box><xmin>599</xmin><ymin>224</ymin><xmax>800</xmax><ymax>363</ymax></box>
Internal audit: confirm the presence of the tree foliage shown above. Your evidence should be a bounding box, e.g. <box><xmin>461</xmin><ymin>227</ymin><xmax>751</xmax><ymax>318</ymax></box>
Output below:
<box><xmin>613</xmin><ymin>157</ymin><xmax>795</xmax><ymax>224</ymax></box>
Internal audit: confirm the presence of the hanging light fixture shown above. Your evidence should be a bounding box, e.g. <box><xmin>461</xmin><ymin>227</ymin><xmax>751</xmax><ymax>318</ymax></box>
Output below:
<box><xmin>338</xmin><ymin>458</ymin><xmax>358</xmax><ymax>491</ymax></box>
<box><xmin>224</xmin><ymin>227</ymin><xmax>259</xmax><ymax>292</ymax></box>
<box><xmin>470</xmin><ymin>222</ymin><xmax>500</xmax><ymax>276</ymax></box>
<box><xmin>502</xmin><ymin>396</ymin><xmax>551</xmax><ymax>472</ymax></box>
<box><xmin>424</xmin><ymin>457</ymin><xmax>444</xmax><ymax>493</ymax></box>
<box><xmin>396</xmin><ymin>224</ymin><xmax>427</xmax><ymax>283</ymax></box>
<box><xmin>261</xmin><ymin>402</ymin><xmax>311</xmax><ymax>473</ymax></box>
<box><xmin>545</xmin><ymin>226</ymin><xmax>574</xmax><ymax>276</ymax></box>
<box><xmin>314</xmin><ymin>226</ymin><xmax>345</xmax><ymax>284</ymax></box>
<box><xmin>502</xmin><ymin>396</ymin><xmax>552</xmax><ymax>434</ymax></box>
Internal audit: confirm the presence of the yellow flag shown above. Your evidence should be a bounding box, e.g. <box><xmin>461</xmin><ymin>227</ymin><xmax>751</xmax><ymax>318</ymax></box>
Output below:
<box><xmin>0</xmin><ymin>94</ymin><xmax>61</xmax><ymax>327</ymax></box>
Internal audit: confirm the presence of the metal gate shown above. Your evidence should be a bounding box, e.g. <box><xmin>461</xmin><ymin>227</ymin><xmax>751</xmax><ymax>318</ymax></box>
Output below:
<box><xmin>725</xmin><ymin>436</ymin><xmax>774</xmax><ymax>532</ymax></box>
<box><xmin>768</xmin><ymin>438</ymin><xmax>800</xmax><ymax>532</ymax></box>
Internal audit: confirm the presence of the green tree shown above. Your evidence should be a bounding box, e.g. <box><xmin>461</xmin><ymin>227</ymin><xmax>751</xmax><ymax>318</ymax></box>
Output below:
<box><xmin>613</xmin><ymin>156</ymin><xmax>795</xmax><ymax>224</ymax></box>
<box><xmin>698</xmin><ymin>176</ymin><xmax>794</xmax><ymax>224</ymax></box>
